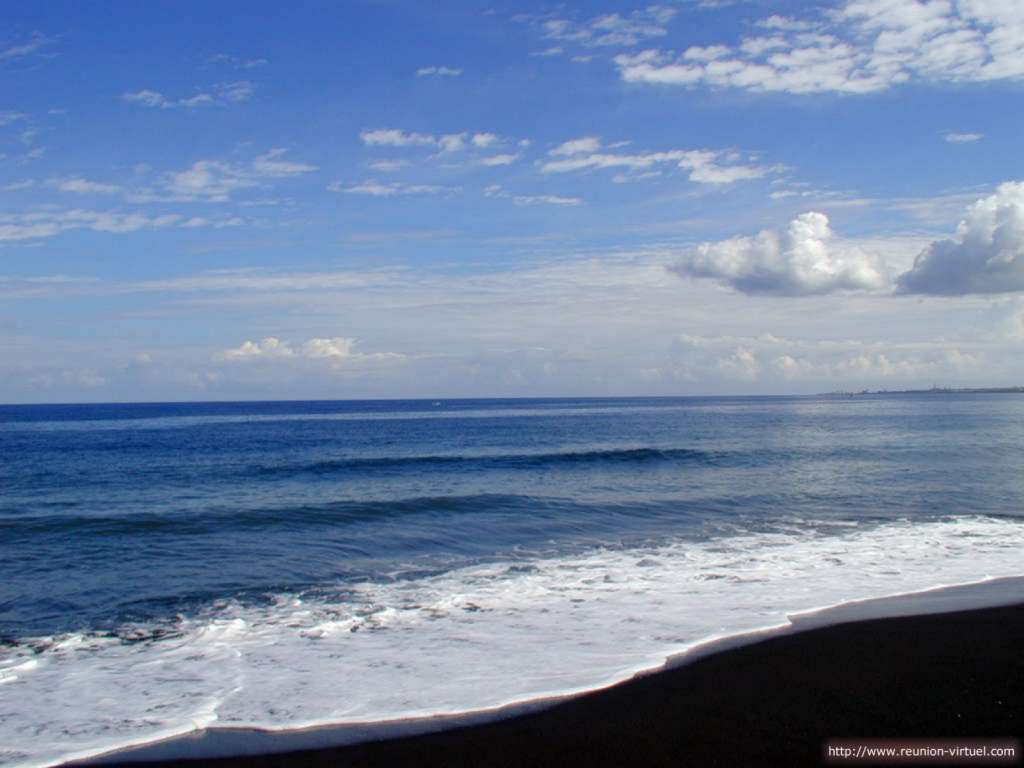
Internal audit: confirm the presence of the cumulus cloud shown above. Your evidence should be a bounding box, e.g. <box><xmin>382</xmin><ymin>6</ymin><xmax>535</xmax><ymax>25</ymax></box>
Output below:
<box><xmin>672</xmin><ymin>212</ymin><xmax>886</xmax><ymax>295</ymax></box>
<box><xmin>897</xmin><ymin>182</ymin><xmax>1024</xmax><ymax>295</ymax></box>
<box><xmin>221</xmin><ymin>336</ymin><xmax>401</xmax><ymax>364</ymax></box>
<box><xmin>669</xmin><ymin>332</ymin><xmax>985</xmax><ymax>387</ymax></box>
<box><xmin>614</xmin><ymin>0</ymin><xmax>1024</xmax><ymax>94</ymax></box>
<box><xmin>541</xmin><ymin>143</ymin><xmax>773</xmax><ymax>185</ymax></box>
<box><xmin>416</xmin><ymin>65</ymin><xmax>462</xmax><ymax>77</ymax></box>
<box><xmin>222</xmin><ymin>337</ymin><xmax>295</xmax><ymax>360</ymax></box>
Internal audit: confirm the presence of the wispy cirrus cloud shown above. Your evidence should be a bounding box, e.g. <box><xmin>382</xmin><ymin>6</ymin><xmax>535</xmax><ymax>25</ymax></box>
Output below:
<box><xmin>541</xmin><ymin>136</ymin><xmax>775</xmax><ymax>185</ymax></box>
<box><xmin>483</xmin><ymin>184</ymin><xmax>582</xmax><ymax>206</ymax></box>
<box><xmin>943</xmin><ymin>132</ymin><xmax>983</xmax><ymax>144</ymax></box>
<box><xmin>123</xmin><ymin>81</ymin><xmax>254</xmax><ymax>109</ymax></box>
<box><xmin>479</xmin><ymin>153</ymin><xmax>520</xmax><ymax>167</ymax></box>
<box><xmin>329</xmin><ymin>180</ymin><xmax>457</xmax><ymax>197</ymax></box>
<box><xmin>207</xmin><ymin>53</ymin><xmax>268</xmax><ymax>69</ymax></box>
<box><xmin>0</xmin><ymin>33</ymin><xmax>54</xmax><ymax>62</ymax></box>
<box><xmin>127</xmin><ymin>149</ymin><xmax>316</xmax><ymax>203</ymax></box>
<box><xmin>0</xmin><ymin>209</ymin><xmax>182</xmax><ymax>242</ymax></box>
<box><xmin>47</xmin><ymin>177</ymin><xmax>121</xmax><ymax>194</ymax></box>
<box><xmin>542</xmin><ymin>6</ymin><xmax>677</xmax><ymax>48</ymax></box>
<box><xmin>416</xmin><ymin>65</ymin><xmax>462</xmax><ymax>77</ymax></box>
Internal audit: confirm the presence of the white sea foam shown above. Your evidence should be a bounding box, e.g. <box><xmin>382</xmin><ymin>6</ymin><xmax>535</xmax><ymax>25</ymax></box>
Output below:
<box><xmin>2</xmin><ymin>515</ymin><xmax>1023</xmax><ymax>767</ymax></box>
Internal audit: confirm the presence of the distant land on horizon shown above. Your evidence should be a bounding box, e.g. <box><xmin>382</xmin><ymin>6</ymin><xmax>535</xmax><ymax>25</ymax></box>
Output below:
<box><xmin>4</xmin><ymin>388</ymin><xmax>1024</xmax><ymax>409</ymax></box>
<box><xmin>825</xmin><ymin>386</ymin><xmax>1024</xmax><ymax>396</ymax></box>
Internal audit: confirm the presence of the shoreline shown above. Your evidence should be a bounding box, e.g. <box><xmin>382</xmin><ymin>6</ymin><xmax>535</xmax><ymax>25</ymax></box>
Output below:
<box><xmin>68</xmin><ymin>577</ymin><xmax>1024</xmax><ymax>768</ymax></box>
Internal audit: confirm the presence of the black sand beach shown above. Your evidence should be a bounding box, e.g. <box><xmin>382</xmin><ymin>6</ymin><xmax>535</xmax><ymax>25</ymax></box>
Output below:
<box><xmin>97</xmin><ymin>602</ymin><xmax>1024</xmax><ymax>768</ymax></box>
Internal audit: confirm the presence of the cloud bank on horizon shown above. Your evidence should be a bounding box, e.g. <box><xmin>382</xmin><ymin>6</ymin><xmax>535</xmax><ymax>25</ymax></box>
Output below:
<box><xmin>1</xmin><ymin>0</ymin><xmax>1023</xmax><ymax>401</ymax></box>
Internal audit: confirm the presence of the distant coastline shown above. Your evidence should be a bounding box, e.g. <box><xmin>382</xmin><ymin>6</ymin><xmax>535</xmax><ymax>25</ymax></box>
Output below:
<box><xmin>824</xmin><ymin>386</ymin><xmax>1024</xmax><ymax>396</ymax></box>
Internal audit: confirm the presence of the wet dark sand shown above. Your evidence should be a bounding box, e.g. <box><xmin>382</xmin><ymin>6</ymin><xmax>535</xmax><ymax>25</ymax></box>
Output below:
<box><xmin>100</xmin><ymin>603</ymin><xmax>1024</xmax><ymax>767</ymax></box>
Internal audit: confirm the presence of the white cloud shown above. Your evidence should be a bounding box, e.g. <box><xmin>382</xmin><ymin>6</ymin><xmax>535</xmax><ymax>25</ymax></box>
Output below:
<box><xmin>301</xmin><ymin>337</ymin><xmax>355</xmax><ymax>358</ymax></box>
<box><xmin>221</xmin><ymin>336</ymin><xmax>401</xmax><ymax>365</ymax></box>
<box><xmin>757</xmin><ymin>15</ymin><xmax>816</xmax><ymax>32</ymax></box>
<box><xmin>48</xmin><ymin>177</ymin><xmax>120</xmax><ymax>194</ymax></box>
<box><xmin>672</xmin><ymin>211</ymin><xmax>886</xmax><ymax>295</ymax></box>
<box><xmin>513</xmin><ymin>194</ymin><xmax>582</xmax><ymax>206</ymax></box>
<box><xmin>479</xmin><ymin>153</ymin><xmax>520</xmax><ymax>166</ymax></box>
<box><xmin>360</xmin><ymin>128</ymin><xmax>437</xmax><ymax>147</ymax></box>
<box><xmin>123</xmin><ymin>82</ymin><xmax>255</xmax><ymax>109</ymax></box>
<box><xmin>331</xmin><ymin>180</ymin><xmax>454</xmax><ymax>197</ymax></box>
<box><xmin>943</xmin><ymin>131</ymin><xmax>983</xmax><ymax>143</ymax></box>
<box><xmin>217</xmin><ymin>81</ymin><xmax>255</xmax><ymax>103</ymax></box>
<box><xmin>614</xmin><ymin>1</ymin><xmax>1024</xmax><ymax>94</ymax></box>
<box><xmin>10</xmin><ymin>244</ymin><xmax>1022</xmax><ymax>398</ymax></box>
<box><xmin>123</xmin><ymin>90</ymin><xmax>176</xmax><ymax>108</ymax></box>
<box><xmin>416</xmin><ymin>65</ymin><xmax>462</xmax><ymax>77</ymax></box>
<box><xmin>129</xmin><ymin>150</ymin><xmax>316</xmax><ymax>203</ymax></box>
<box><xmin>179</xmin><ymin>216</ymin><xmax>243</xmax><ymax>229</ymax></box>
<box><xmin>483</xmin><ymin>185</ymin><xmax>582</xmax><ymax>206</ymax></box>
<box><xmin>717</xmin><ymin>347</ymin><xmax>761</xmax><ymax>380</ymax></box>
<box><xmin>222</xmin><ymin>337</ymin><xmax>295</xmax><ymax>360</ymax></box>
<box><xmin>541</xmin><ymin>145</ymin><xmax>774</xmax><ymax>185</ymax></box>
<box><xmin>897</xmin><ymin>181</ymin><xmax>1024</xmax><ymax>295</ymax></box>
<box><xmin>669</xmin><ymin>332</ymin><xmax>988</xmax><ymax>388</ymax></box>
<box><xmin>250</xmin><ymin>148</ymin><xmax>317</xmax><ymax>177</ymax></box>
<box><xmin>0</xmin><ymin>34</ymin><xmax>52</xmax><ymax>61</ymax></box>
<box><xmin>360</xmin><ymin>128</ymin><xmax>513</xmax><ymax>157</ymax></box>
<box><xmin>543</xmin><ymin>6</ymin><xmax>678</xmax><ymax>48</ymax></box>
<box><xmin>0</xmin><ymin>209</ymin><xmax>182</xmax><ymax>241</ymax></box>
<box><xmin>471</xmin><ymin>133</ymin><xmax>499</xmax><ymax>148</ymax></box>
<box><xmin>0</xmin><ymin>111</ymin><xmax>26</xmax><ymax>126</ymax></box>
<box><xmin>550</xmin><ymin>136</ymin><xmax>602</xmax><ymax>156</ymax></box>
<box><xmin>438</xmin><ymin>133</ymin><xmax>467</xmax><ymax>153</ymax></box>
<box><xmin>208</xmin><ymin>54</ymin><xmax>268</xmax><ymax>69</ymax></box>
<box><xmin>3</xmin><ymin>180</ymin><xmax>35</xmax><ymax>191</ymax></box>
<box><xmin>367</xmin><ymin>160</ymin><xmax>409</xmax><ymax>173</ymax></box>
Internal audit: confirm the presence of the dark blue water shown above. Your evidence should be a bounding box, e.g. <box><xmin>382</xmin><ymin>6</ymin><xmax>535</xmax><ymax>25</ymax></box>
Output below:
<box><xmin>3</xmin><ymin>395</ymin><xmax>1024</xmax><ymax>767</ymax></box>
<box><xmin>3</xmin><ymin>395</ymin><xmax>1023</xmax><ymax>641</ymax></box>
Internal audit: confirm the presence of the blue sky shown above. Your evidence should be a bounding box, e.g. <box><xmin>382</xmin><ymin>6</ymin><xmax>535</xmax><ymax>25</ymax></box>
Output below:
<box><xmin>2</xmin><ymin>0</ymin><xmax>1024</xmax><ymax>402</ymax></box>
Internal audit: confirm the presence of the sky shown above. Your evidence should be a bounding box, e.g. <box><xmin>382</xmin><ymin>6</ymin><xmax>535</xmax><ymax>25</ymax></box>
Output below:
<box><xmin>2</xmin><ymin>0</ymin><xmax>1024</xmax><ymax>403</ymax></box>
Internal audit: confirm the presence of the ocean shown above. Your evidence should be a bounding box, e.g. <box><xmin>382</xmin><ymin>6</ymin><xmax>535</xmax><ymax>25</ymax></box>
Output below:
<box><xmin>2</xmin><ymin>395</ymin><xmax>1023</xmax><ymax>767</ymax></box>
